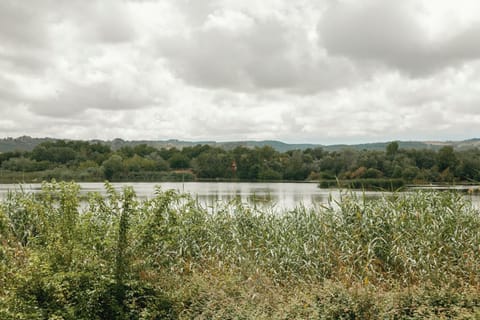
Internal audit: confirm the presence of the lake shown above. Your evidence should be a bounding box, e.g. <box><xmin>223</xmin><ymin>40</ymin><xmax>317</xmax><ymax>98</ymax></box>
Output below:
<box><xmin>1</xmin><ymin>182</ymin><xmax>480</xmax><ymax>211</ymax></box>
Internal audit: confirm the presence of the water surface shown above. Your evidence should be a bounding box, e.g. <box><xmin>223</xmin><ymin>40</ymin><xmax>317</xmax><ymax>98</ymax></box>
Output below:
<box><xmin>1</xmin><ymin>182</ymin><xmax>479</xmax><ymax>211</ymax></box>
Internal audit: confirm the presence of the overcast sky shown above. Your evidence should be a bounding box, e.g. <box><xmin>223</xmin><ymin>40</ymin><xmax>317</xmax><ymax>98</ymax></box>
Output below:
<box><xmin>1</xmin><ymin>0</ymin><xmax>480</xmax><ymax>144</ymax></box>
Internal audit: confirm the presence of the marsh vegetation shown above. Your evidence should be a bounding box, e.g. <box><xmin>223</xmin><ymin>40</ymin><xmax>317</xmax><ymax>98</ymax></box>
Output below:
<box><xmin>1</xmin><ymin>181</ymin><xmax>479</xmax><ymax>318</ymax></box>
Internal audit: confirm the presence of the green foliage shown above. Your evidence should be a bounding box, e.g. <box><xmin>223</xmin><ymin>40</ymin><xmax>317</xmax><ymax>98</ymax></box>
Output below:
<box><xmin>438</xmin><ymin>146</ymin><xmax>458</xmax><ymax>171</ymax></box>
<box><xmin>3</xmin><ymin>138</ymin><xmax>480</xmax><ymax>186</ymax></box>
<box><xmin>193</xmin><ymin>150</ymin><xmax>232</xmax><ymax>178</ymax></box>
<box><xmin>0</xmin><ymin>182</ymin><xmax>177</xmax><ymax>319</ymax></box>
<box><xmin>1</xmin><ymin>157</ymin><xmax>50</xmax><ymax>172</ymax></box>
<box><xmin>102</xmin><ymin>155</ymin><xmax>123</xmax><ymax>181</ymax></box>
<box><xmin>0</xmin><ymin>151</ymin><xmax>25</xmax><ymax>167</ymax></box>
<box><xmin>168</xmin><ymin>154</ymin><xmax>190</xmax><ymax>169</ymax></box>
<box><xmin>386</xmin><ymin>141</ymin><xmax>399</xmax><ymax>157</ymax></box>
<box><xmin>123</xmin><ymin>155</ymin><xmax>157</xmax><ymax>172</ymax></box>
<box><xmin>363</xmin><ymin>167</ymin><xmax>383</xmax><ymax>179</ymax></box>
<box><xmin>1</xmin><ymin>182</ymin><xmax>480</xmax><ymax>318</ymax></box>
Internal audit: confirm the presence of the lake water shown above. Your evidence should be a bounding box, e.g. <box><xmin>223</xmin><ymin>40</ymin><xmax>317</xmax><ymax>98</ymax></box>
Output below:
<box><xmin>1</xmin><ymin>182</ymin><xmax>479</xmax><ymax>211</ymax></box>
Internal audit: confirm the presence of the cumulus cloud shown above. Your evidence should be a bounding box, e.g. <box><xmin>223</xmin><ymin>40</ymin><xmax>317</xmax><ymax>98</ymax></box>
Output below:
<box><xmin>29</xmin><ymin>81</ymin><xmax>151</xmax><ymax>117</ymax></box>
<box><xmin>54</xmin><ymin>0</ymin><xmax>137</xmax><ymax>44</ymax></box>
<box><xmin>0</xmin><ymin>1</ymin><xmax>50</xmax><ymax>47</ymax></box>
<box><xmin>159</xmin><ymin>13</ymin><xmax>294</xmax><ymax>89</ymax></box>
<box><xmin>0</xmin><ymin>1</ymin><xmax>54</xmax><ymax>74</ymax></box>
<box><xmin>156</xmin><ymin>3</ymin><xmax>362</xmax><ymax>93</ymax></box>
<box><xmin>318</xmin><ymin>0</ymin><xmax>480</xmax><ymax>75</ymax></box>
<box><xmin>0</xmin><ymin>0</ymin><xmax>479</xmax><ymax>143</ymax></box>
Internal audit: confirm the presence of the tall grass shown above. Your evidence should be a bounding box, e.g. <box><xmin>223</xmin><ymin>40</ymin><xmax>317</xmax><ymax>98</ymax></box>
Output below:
<box><xmin>1</xmin><ymin>181</ymin><xmax>479</xmax><ymax>318</ymax></box>
<box><xmin>130</xmin><ymin>188</ymin><xmax>480</xmax><ymax>286</ymax></box>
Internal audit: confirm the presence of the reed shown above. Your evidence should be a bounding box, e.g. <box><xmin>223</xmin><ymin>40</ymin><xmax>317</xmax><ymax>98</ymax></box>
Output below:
<box><xmin>1</xmin><ymin>181</ymin><xmax>479</xmax><ymax>318</ymax></box>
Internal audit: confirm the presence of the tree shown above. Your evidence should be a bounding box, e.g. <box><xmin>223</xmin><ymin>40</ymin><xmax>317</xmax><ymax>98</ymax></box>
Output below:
<box><xmin>124</xmin><ymin>155</ymin><xmax>156</xmax><ymax>172</ymax></box>
<box><xmin>133</xmin><ymin>144</ymin><xmax>157</xmax><ymax>157</ymax></box>
<box><xmin>51</xmin><ymin>147</ymin><xmax>76</xmax><ymax>164</ymax></box>
<box><xmin>303</xmin><ymin>147</ymin><xmax>325</xmax><ymax>160</ymax></box>
<box><xmin>386</xmin><ymin>141</ymin><xmax>399</xmax><ymax>157</ymax></box>
<box><xmin>284</xmin><ymin>150</ymin><xmax>309</xmax><ymax>180</ymax></box>
<box><xmin>169</xmin><ymin>153</ymin><xmax>190</xmax><ymax>169</ymax></box>
<box><xmin>1</xmin><ymin>157</ymin><xmax>49</xmax><ymax>172</ymax></box>
<box><xmin>437</xmin><ymin>146</ymin><xmax>458</xmax><ymax>172</ymax></box>
<box><xmin>193</xmin><ymin>150</ymin><xmax>231</xmax><ymax>178</ymax></box>
<box><xmin>102</xmin><ymin>155</ymin><xmax>123</xmax><ymax>180</ymax></box>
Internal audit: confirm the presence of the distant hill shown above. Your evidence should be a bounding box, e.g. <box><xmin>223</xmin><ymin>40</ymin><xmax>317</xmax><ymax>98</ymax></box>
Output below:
<box><xmin>324</xmin><ymin>141</ymin><xmax>442</xmax><ymax>152</ymax></box>
<box><xmin>1</xmin><ymin>136</ymin><xmax>479</xmax><ymax>153</ymax></box>
<box><xmin>0</xmin><ymin>137</ymin><xmax>319</xmax><ymax>153</ymax></box>
<box><xmin>104</xmin><ymin>139</ymin><xmax>319</xmax><ymax>153</ymax></box>
<box><xmin>0</xmin><ymin>136</ymin><xmax>56</xmax><ymax>153</ymax></box>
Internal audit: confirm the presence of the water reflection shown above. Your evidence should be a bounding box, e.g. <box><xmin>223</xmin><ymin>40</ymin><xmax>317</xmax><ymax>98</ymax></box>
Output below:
<box><xmin>1</xmin><ymin>182</ymin><xmax>479</xmax><ymax>211</ymax></box>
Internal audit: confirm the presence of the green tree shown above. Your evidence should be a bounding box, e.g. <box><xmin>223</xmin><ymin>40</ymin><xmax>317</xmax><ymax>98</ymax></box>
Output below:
<box><xmin>124</xmin><ymin>155</ymin><xmax>157</xmax><ymax>172</ymax></box>
<box><xmin>102</xmin><ymin>155</ymin><xmax>123</xmax><ymax>180</ymax></box>
<box><xmin>437</xmin><ymin>146</ymin><xmax>458</xmax><ymax>172</ymax></box>
<box><xmin>193</xmin><ymin>149</ymin><xmax>231</xmax><ymax>178</ymax></box>
<box><xmin>169</xmin><ymin>153</ymin><xmax>191</xmax><ymax>169</ymax></box>
<box><xmin>1</xmin><ymin>157</ymin><xmax>50</xmax><ymax>172</ymax></box>
<box><xmin>386</xmin><ymin>141</ymin><xmax>399</xmax><ymax>157</ymax></box>
<box><xmin>147</xmin><ymin>153</ymin><xmax>170</xmax><ymax>171</ymax></box>
<box><xmin>284</xmin><ymin>150</ymin><xmax>309</xmax><ymax>180</ymax></box>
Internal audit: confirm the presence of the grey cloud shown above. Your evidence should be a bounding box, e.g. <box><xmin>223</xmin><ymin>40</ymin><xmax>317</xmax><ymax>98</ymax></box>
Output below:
<box><xmin>318</xmin><ymin>0</ymin><xmax>480</xmax><ymax>75</ymax></box>
<box><xmin>0</xmin><ymin>50</ymin><xmax>52</xmax><ymax>74</ymax></box>
<box><xmin>0</xmin><ymin>76</ymin><xmax>21</xmax><ymax>103</ymax></box>
<box><xmin>159</xmin><ymin>18</ymin><xmax>291</xmax><ymax>90</ymax></box>
<box><xmin>83</xmin><ymin>13</ymin><xmax>136</xmax><ymax>44</ymax></box>
<box><xmin>78</xmin><ymin>4</ymin><xmax>136</xmax><ymax>43</ymax></box>
<box><xmin>0</xmin><ymin>1</ymin><xmax>50</xmax><ymax>47</ymax></box>
<box><xmin>190</xmin><ymin>114</ymin><xmax>263</xmax><ymax>137</ymax></box>
<box><xmin>29</xmin><ymin>81</ymin><xmax>153</xmax><ymax>118</ymax></box>
<box><xmin>53</xmin><ymin>0</ymin><xmax>137</xmax><ymax>44</ymax></box>
<box><xmin>159</xmin><ymin>14</ymin><xmax>359</xmax><ymax>92</ymax></box>
<box><xmin>439</xmin><ymin>25</ymin><xmax>480</xmax><ymax>62</ymax></box>
<box><xmin>0</xmin><ymin>0</ymin><xmax>136</xmax><ymax>78</ymax></box>
<box><xmin>0</xmin><ymin>1</ymin><xmax>54</xmax><ymax>73</ymax></box>
<box><xmin>173</xmin><ymin>0</ymin><xmax>218</xmax><ymax>27</ymax></box>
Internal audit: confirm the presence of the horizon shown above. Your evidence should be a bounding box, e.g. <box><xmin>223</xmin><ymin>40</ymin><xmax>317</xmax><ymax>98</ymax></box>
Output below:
<box><xmin>2</xmin><ymin>134</ymin><xmax>479</xmax><ymax>147</ymax></box>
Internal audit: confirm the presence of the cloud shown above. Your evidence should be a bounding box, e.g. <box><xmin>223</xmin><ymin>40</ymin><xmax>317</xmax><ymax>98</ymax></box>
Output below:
<box><xmin>0</xmin><ymin>0</ymin><xmax>480</xmax><ymax>143</ymax></box>
<box><xmin>54</xmin><ymin>0</ymin><xmax>137</xmax><ymax>44</ymax></box>
<box><xmin>157</xmin><ymin>3</ymin><xmax>360</xmax><ymax>92</ymax></box>
<box><xmin>0</xmin><ymin>1</ymin><xmax>174</xmax><ymax>119</ymax></box>
<box><xmin>29</xmin><ymin>81</ymin><xmax>151</xmax><ymax>117</ymax></box>
<box><xmin>0</xmin><ymin>75</ymin><xmax>22</xmax><ymax>104</ymax></box>
<box><xmin>0</xmin><ymin>1</ymin><xmax>50</xmax><ymax>47</ymax></box>
<box><xmin>0</xmin><ymin>1</ymin><xmax>55</xmax><ymax>74</ymax></box>
<box><xmin>157</xmin><ymin>13</ymin><xmax>295</xmax><ymax>90</ymax></box>
<box><xmin>318</xmin><ymin>0</ymin><xmax>480</xmax><ymax>75</ymax></box>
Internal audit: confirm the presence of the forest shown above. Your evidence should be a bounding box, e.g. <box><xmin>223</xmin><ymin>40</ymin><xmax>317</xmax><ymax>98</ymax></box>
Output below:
<box><xmin>1</xmin><ymin>140</ymin><xmax>480</xmax><ymax>187</ymax></box>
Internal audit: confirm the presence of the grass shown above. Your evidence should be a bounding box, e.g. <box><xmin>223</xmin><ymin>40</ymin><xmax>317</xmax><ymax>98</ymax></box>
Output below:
<box><xmin>0</xmin><ymin>181</ymin><xmax>479</xmax><ymax>318</ymax></box>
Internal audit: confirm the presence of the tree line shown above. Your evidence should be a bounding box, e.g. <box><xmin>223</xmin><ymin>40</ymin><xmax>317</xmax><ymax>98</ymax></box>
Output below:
<box><xmin>0</xmin><ymin>140</ymin><xmax>479</xmax><ymax>186</ymax></box>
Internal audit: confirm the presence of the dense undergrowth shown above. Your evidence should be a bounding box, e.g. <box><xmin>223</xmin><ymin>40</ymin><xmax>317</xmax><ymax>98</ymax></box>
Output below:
<box><xmin>0</xmin><ymin>181</ymin><xmax>479</xmax><ymax>319</ymax></box>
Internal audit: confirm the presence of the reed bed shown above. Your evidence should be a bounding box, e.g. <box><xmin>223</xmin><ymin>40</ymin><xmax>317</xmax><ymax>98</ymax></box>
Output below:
<box><xmin>0</xmin><ymin>181</ymin><xmax>479</xmax><ymax>319</ymax></box>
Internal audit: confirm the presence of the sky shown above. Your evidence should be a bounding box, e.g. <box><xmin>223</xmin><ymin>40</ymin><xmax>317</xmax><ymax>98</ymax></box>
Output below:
<box><xmin>1</xmin><ymin>0</ymin><xmax>480</xmax><ymax>144</ymax></box>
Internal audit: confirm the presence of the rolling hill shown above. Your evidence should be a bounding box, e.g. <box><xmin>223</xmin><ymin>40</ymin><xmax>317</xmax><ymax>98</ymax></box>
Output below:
<box><xmin>1</xmin><ymin>136</ymin><xmax>479</xmax><ymax>153</ymax></box>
